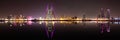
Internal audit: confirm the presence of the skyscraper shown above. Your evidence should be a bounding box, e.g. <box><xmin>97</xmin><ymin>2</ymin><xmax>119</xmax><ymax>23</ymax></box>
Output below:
<box><xmin>106</xmin><ymin>9</ymin><xmax>110</xmax><ymax>20</ymax></box>
<box><xmin>46</xmin><ymin>4</ymin><xmax>55</xmax><ymax>20</ymax></box>
<box><xmin>100</xmin><ymin>8</ymin><xmax>105</xmax><ymax>18</ymax></box>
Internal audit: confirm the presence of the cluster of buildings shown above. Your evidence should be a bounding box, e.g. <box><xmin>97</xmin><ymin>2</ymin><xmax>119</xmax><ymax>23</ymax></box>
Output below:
<box><xmin>97</xmin><ymin>8</ymin><xmax>111</xmax><ymax>20</ymax></box>
<box><xmin>0</xmin><ymin>6</ymin><xmax>120</xmax><ymax>21</ymax></box>
<box><xmin>0</xmin><ymin>14</ymin><xmax>33</xmax><ymax>21</ymax></box>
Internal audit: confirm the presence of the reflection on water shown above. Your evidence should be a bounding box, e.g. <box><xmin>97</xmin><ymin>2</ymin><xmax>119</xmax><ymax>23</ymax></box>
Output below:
<box><xmin>6</xmin><ymin>21</ymin><xmax>33</xmax><ymax>27</ymax></box>
<box><xmin>45</xmin><ymin>21</ymin><xmax>55</xmax><ymax>39</ymax></box>
<box><xmin>0</xmin><ymin>21</ymin><xmax>120</xmax><ymax>39</ymax></box>
<box><xmin>98</xmin><ymin>22</ymin><xmax>110</xmax><ymax>34</ymax></box>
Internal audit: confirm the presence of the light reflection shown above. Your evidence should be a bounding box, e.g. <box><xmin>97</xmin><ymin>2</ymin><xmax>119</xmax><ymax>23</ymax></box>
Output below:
<box><xmin>27</xmin><ymin>21</ymin><xmax>33</xmax><ymax>25</ymax></box>
<box><xmin>45</xmin><ymin>21</ymin><xmax>55</xmax><ymax>39</ymax></box>
<box><xmin>2</xmin><ymin>21</ymin><xmax>33</xmax><ymax>26</ymax></box>
<box><xmin>98</xmin><ymin>22</ymin><xmax>110</xmax><ymax>34</ymax></box>
<box><xmin>7</xmin><ymin>21</ymin><xmax>26</xmax><ymax>26</ymax></box>
<box><xmin>0</xmin><ymin>20</ymin><xmax>119</xmax><ymax>39</ymax></box>
<box><xmin>114</xmin><ymin>22</ymin><xmax>120</xmax><ymax>24</ymax></box>
<box><xmin>0</xmin><ymin>21</ymin><xmax>118</xmax><ymax>25</ymax></box>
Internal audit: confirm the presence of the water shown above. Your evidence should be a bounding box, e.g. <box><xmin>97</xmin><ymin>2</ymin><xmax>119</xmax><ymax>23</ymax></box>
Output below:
<box><xmin>0</xmin><ymin>21</ymin><xmax>120</xmax><ymax>40</ymax></box>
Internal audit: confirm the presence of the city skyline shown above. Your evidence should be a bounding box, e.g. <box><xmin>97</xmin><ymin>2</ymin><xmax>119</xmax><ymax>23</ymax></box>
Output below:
<box><xmin>0</xmin><ymin>0</ymin><xmax>120</xmax><ymax>18</ymax></box>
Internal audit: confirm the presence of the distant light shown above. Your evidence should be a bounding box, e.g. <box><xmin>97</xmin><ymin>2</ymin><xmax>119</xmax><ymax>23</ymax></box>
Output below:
<box><xmin>39</xmin><ymin>17</ymin><xmax>43</xmax><ymax>20</ymax></box>
<box><xmin>114</xmin><ymin>22</ymin><xmax>120</xmax><ymax>24</ymax></box>
<box><xmin>60</xmin><ymin>18</ymin><xmax>64</xmax><ymax>20</ymax></box>
<box><xmin>10</xmin><ymin>24</ymin><xmax>12</xmax><ymax>27</ymax></box>
<box><xmin>114</xmin><ymin>18</ymin><xmax>120</xmax><ymax>20</ymax></box>
<box><xmin>20</xmin><ymin>24</ymin><xmax>23</xmax><ymax>26</ymax></box>
<box><xmin>107</xmin><ymin>28</ymin><xmax>110</xmax><ymax>32</ymax></box>
<box><xmin>39</xmin><ymin>21</ymin><xmax>43</xmax><ymax>24</ymax></box>
<box><xmin>27</xmin><ymin>21</ymin><xmax>32</xmax><ymax>25</ymax></box>
<box><xmin>27</xmin><ymin>16</ymin><xmax>33</xmax><ymax>20</ymax></box>
<box><xmin>5</xmin><ymin>21</ymin><xmax>8</xmax><ymax>23</ymax></box>
<box><xmin>5</xmin><ymin>19</ymin><xmax>8</xmax><ymax>20</ymax></box>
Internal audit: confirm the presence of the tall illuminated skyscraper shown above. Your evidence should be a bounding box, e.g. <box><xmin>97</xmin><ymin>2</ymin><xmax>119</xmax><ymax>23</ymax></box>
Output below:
<box><xmin>46</xmin><ymin>4</ymin><xmax>55</xmax><ymax>20</ymax></box>
<box><xmin>106</xmin><ymin>9</ymin><xmax>110</xmax><ymax>20</ymax></box>
<box><xmin>100</xmin><ymin>8</ymin><xmax>105</xmax><ymax>18</ymax></box>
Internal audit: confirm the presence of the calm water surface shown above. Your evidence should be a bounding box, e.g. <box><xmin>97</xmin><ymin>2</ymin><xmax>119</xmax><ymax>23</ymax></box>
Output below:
<box><xmin>0</xmin><ymin>21</ymin><xmax>120</xmax><ymax>40</ymax></box>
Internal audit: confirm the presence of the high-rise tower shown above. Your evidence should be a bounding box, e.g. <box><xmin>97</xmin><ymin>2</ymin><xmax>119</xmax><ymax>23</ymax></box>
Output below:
<box><xmin>106</xmin><ymin>9</ymin><xmax>110</xmax><ymax>20</ymax></box>
<box><xmin>100</xmin><ymin>8</ymin><xmax>105</xmax><ymax>18</ymax></box>
<box><xmin>46</xmin><ymin>4</ymin><xmax>55</xmax><ymax>20</ymax></box>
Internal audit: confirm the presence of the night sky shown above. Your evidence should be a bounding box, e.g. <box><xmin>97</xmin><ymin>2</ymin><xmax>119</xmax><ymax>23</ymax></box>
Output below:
<box><xmin>0</xmin><ymin>0</ymin><xmax>120</xmax><ymax>18</ymax></box>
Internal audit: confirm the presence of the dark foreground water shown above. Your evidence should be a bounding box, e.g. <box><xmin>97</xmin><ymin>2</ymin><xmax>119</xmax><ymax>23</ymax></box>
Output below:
<box><xmin>0</xmin><ymin>21</ymin><xmax>120</xmax><ymax>40</ymax></box>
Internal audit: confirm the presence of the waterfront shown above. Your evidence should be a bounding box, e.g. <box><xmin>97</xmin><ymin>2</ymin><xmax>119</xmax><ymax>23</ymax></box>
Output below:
<box><xmin>0</xmin><ymin>21</ymin><xmax>120</xmax><ymax>40</ymax></box>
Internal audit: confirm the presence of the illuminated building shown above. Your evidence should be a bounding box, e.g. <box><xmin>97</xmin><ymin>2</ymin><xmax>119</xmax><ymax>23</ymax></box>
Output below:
<box><xmin>100</xmin><ymin>8</ymin><xmax>105</xmax><ymax>18</ymax></box>
<box><xmin>46</xmin><ymin>4</ymin><xmax>55</xmax><ymax>20</ymax></box>
<box><xmin>27</xmin><ymin>16</ymin><xmax>33</xmax><ymax>20</ymax></box>
<box><xmin>60</xmin><ymin>16</ymin><xmax>72</xmax><ymax>20</ymax></box>
<box><xmin>106</xmin><ymin>9</ymin><xmax>111</xmax><ymax>20</ymax></box>
<box><xmin>97</xmin><ymin>8</ymin><xmax>111</xmax><ymax>21</ymax></box>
